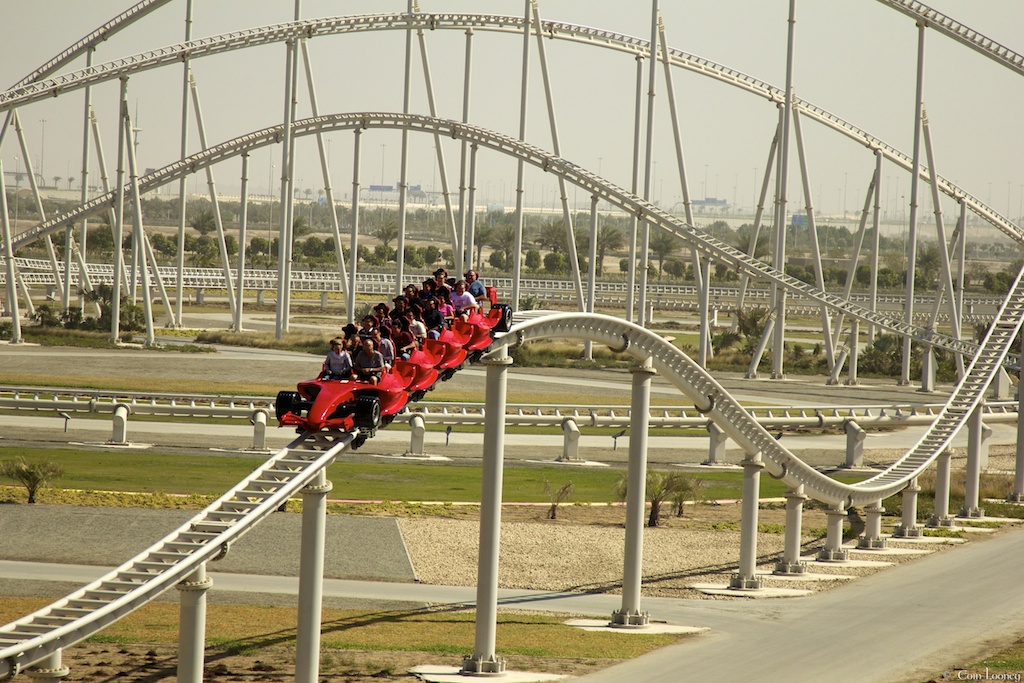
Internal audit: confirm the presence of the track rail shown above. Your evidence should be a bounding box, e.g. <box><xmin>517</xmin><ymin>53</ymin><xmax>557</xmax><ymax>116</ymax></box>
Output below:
<box><xmin>491</xmin><ymin>307</ymin><xmax>1024</xmax><ymax>507</ymax></box>
<box><xmin>1</xmin><ymin>13</ymin><xmax>1018</xmax><ymax>243</ymax></box>
<box><xmin>7</xmin><ymin>113</ymin><xmax>1016</xmax><ymax>372</ymax></box>
<box><xmin>0</xmin><ymin>429</ymin><xmax>354</xmax><ymax>678</ymax></box>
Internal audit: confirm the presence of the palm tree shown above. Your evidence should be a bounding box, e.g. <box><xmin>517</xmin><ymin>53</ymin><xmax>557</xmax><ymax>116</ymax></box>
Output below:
<box><xmin>649</xmin><ymin>230</ymin><xmax>680</xmax><ymax>279</ymax></box>
<box><xmin>595</xmin><ymin>224</ymin><xmax>624</xmax><ymax>275</ymax></box>
<box><xmin>373</xmin><ymin>221</ymin><xmax>400</xmax><ymax>251</ymax></box>
<box><xmin>0</xmin><ymin>458</ymin><xmax>64</xmax><ymax>504</ymax></box>
<box><xmin>472</xmin><ymin>223</ymin><xmax>494</xmax><ymax>267</ymax></box>
<box><xmin>615</xmin><ymin>470</ymin><xmax>695</xmax><ymax>527</ymax></box>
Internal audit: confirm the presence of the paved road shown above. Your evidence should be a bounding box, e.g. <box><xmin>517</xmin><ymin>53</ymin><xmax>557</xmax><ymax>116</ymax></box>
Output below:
<box><xmin>3</xmin><ymin>524</ymin><xmax>1023</xmax><ymax>683</ymax></box>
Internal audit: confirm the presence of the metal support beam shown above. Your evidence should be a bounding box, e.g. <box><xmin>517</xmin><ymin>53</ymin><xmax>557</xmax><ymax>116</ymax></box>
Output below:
<box><xmin>774</xmin><ymin>485</ymin><xmax>807</xmax><ymax>575</ymax></box>
<box><xmin>612</xmin><ymin>359</ymin><xmax>654</xmax><ymax>627</ymax></box>
<box><xmin>817</xmin><ymin>504</ymin><xmax>850</xmax><ymax>562</ymax></box>
<box><xmin>730</xmin><ymin>453</ymin><xmax>765</xmax><ymax>589</ymax></box>
<box><xmin>857</xmin><ymin>499</ymin><xmax>887</xmax><ymax>549</ymax></box>
<box><xmin>295</xmin><ymin>469</ymin><xmax>332</xmax><ymax>683</ymax></box>
<box><xmin>927</xmin><ymin>449</ymin><xmax>957</xmax><ymax>527</ymax></box>
<box><xmin>176</xmin><ymin>564</ymin><xmax>212</xmax><ymax>683</ymax></box>
<box><xmin>462</xmin><ymin>346</ymin><xmax>511</xmax><ymax>675</ymax></box>
<box><xmin>893</xmin><ymin>478</ymin><xmax>923</xmax><ymax>537</ymax></box>
<box><xmin>901</xmin><ymin>22</ymin><xmax>927</xmax><ymax>385</ymax></box>
<box><xmin>959</xmin><ymin>404</ymin><xmax>986</xmax><ymax>518</ymax></box>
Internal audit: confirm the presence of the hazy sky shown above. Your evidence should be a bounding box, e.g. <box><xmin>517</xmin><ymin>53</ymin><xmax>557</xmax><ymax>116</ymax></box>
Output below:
<box><xmin>2</xmin><ymin>0</ymin><xmax>1022</xmax><ymax>224</ymax></box>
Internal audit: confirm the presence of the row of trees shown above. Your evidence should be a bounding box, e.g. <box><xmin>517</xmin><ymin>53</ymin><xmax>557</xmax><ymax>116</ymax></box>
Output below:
<box><xmin>10</xmin><ymin>191</ymin><xmax>1021</xmax><ymax>292</ymax></box>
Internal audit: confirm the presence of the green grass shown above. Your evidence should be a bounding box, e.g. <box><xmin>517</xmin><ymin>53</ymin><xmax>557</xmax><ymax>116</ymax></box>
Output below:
<box><xmin>0</xmin><ymin>598</ymin><xmax>683</xmax><ymax>664</ymax></box>
<box><xmin>0</xmin><ymin>447</ymin><xmax>869</xmax><ymax>505</ymax></box>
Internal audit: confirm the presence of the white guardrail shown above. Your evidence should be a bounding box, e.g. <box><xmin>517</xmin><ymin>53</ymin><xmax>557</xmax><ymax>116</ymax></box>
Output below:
<box><xmin>2</xmin><ymin>385</ymin><xmax>1019</xmax><ymax>425</ymax></box>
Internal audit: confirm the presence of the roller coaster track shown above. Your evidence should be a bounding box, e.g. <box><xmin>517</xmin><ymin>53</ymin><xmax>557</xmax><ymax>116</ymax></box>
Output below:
<box><xmin>1</xmin><ymin>10</ymin><xmax>1020</xmax><ymax>245</ymax></box>
<box><xmin>490</xmin><ymin>305</ymin><xmax>1023</xmax><ymax>508</ymax></box>
<box><xmin>0</xmin><ymin>303</ymin><xmax>509</xmax><ymax>678</ymax></box>
<box><xmin>8</xmin><ymin>112</ymin><xmax>1019</xmax><ymax>372</ymax></box>
<box><xmin>0</xmin><ymin>428</ymin><xmax>356</xmax><ymax>678</ymax></box>
<box><xmin>1</xmin><ymin>300</ymin><xmax>1020</xmax><ymax>674</ymax></box>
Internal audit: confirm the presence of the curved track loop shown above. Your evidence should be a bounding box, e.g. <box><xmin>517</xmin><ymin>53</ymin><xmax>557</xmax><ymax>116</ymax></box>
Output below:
<box><xmin>1</xmin><ymin>12</ymin><xmax>1019</xmax><ymax>242</ymax></box>
<box><xmin>491</xmin><ymin>308</ymin><xmax>1024</xmax><ymax>508</ymax></box>
<box><xmin>11</xmin><ymin>112</ymin><xmax>1018</xmax><ymax>372</ymax></box>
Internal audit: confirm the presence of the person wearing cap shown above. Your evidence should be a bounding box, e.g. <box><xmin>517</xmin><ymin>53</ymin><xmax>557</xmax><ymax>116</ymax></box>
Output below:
<box><xmin>464</xmin><ymin>270</ymin><xmax>486</xmax><ymax>302</ymax></box>
<box><xmin>373</xmin><ymin>302</ymin><xmax>392</xmax><ymax>330</ymax></box>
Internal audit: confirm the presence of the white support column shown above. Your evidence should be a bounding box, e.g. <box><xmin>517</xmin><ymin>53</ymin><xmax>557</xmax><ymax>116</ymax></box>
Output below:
<box><xmin>893</xmin><ymin>478</ymin><xmax>924</xmax><ymax>538</ymax></box>
<box><xmin>730</xmin><ymin>453</ymin><xmax>765</xmax><ymax>589</ymax></box>
<box><xmin>24</xmin><ymin>650</ymin><xmax>68</xmax><ymax>682</ymax></box>
<box><xmin>234</xmin><ymin>153</ymin><xmax>250</xmax><ymax>332</ymax></box>
<box><xmin>901</xmin><ymin>22</ymin><xmax>926</xmax><ymax>386</ymax></box>
<box><xmin>251</xmin><ymin>409</ymin><xmax>268</xmax><ymax>451</ymax></box>
<box><xmin>462</xmin><ymin>347</ymin><xmax>511</xmax><ymax>675</ymax></box>
<box><xmin>817</xmin><ymin>504</ymin><xmax>849</xmax><ymax>562</ymax></box>
<box><xmin>847</xmin><ymin>320</ymin><xmax>859</xmax><ymax>385</ymax></box>
<box><xmin>844</xmin><ymin>420</ymin><xmax>866</xmax><ymax>469</ymax></box>
<box><xmin>176</xmin><ymin>564</ymin><xmax>212</xmax><ymax>683</ymax></box>
<box><xmin>1011</xmin><ymin>394</ymin><xmax>1024</xmax><ymax>502</ymax></box>
<box><xmin>0</xmin><ymin>163</ymin><xmax>22</xmax><ymax>344</ymax></box>
<box><xmin>857</xmin><ymin>499</ymin><xmax>887</xmax><ymax>549</ymax></box>
<box><xmin>698</xmin><ymin>257</ymin><xmax>711</xmax><ymax>368</ymax></box>
<box><xmin>959</xmin><ymin>405</ymin><xmax>985</xmax><ymax>519</ymax></box>
<box><xmin>612</xmin><ymin>359</ymin><xmax>654</xmax><ymax>627</ymax></box>
<box><xmin>560</xmin><ymin>417</ymin><xmax>580</xmax><ymax>462</ymax></box>
<box><xmin>774</xmin><ymin>485</ymin><xmax>807</xmax><ymax>575</ymax></box>
<box><xmin>111</xmin><ymin>404</ymin><xmax>130</xmax><ymax>445</ymax></box>
<box><xmin>704</xmin><ymin>422</ymin><xmax>728</xmax><ymax>466</ymax></box>
<box><xmin>584</xmin><ymin>195</ymin><xmax>598</xmax><ymax>360</ymax></box>
<box><xmin>927</xmin><ymin>449</ymin><xmax>957</xmax><ymax>527</ymax></box>
<box><xmin>295</xmin><ymin>469</ymin><xmax>332</xmax><ymax>683</ymax></box>
<box><xmin>347</xmin><ymin>129</ymin><xmax>362</xmax><ymax>323</ymax></box>
<box><xmin>409</xmin><ymin>413</ymin><xmax>426</xmax><ymax>455</ymax></box>
<box><xmin>637</xmin><ymin>1</ymin><xmax>659</xmax><ymax>328</ymax></box>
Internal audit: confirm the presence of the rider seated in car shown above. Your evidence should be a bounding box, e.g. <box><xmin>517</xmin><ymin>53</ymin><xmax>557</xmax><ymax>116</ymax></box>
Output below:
<box><xmin>450</xmin><ymin>279</ymin><xmax>481</xmax><ymax>319</ymax></box>
<box><xmin>464</xmin><ymin>270</ymin><xmax>486</xmax><ymax>302</ymax></box>
<box><xmin>352</xmin><ymin>337</ymin><xmax>385</xmax><ymax>384</ymax></box>
<box><xmin>322</xmin><ymin>338</ymin><xmax>352</xmax><ymax>379</ymax></box>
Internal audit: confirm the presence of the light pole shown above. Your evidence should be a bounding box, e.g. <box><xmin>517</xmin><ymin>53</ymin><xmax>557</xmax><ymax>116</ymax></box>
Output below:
<box><xmin>38</xmin><ymin>119</ymin><xmax>46</xmax><ymax>185</ymax></box>
<box><xmin>268</xmin><ymin>161</ymin><xmax>275</xmax><ymax>268</ymax></box>
<box><xmin>13</xmin><ymin>156</ymin><xmax>20</xmax><ymax>226</ymax></box>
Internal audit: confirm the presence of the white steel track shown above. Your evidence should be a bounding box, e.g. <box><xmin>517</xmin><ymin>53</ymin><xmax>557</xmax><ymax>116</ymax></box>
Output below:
<box><xmin>9</xmin><ymin>113</ymin><xmax>1017</xmax><ymax>371</ymax></box>
<box><xmin>491</xmin><ymin>308</ymin><xmax>1023</xmax><ymax>507</ymax></box>
<box><xmin>1</xmin><ymin>12</ymin><xmax>1019</xmax><ymax>244</ymax></box>
<box><xmin>0</xmin><ymin>429</ymin><xmax>355</xmax><ymax>678</ymax></box>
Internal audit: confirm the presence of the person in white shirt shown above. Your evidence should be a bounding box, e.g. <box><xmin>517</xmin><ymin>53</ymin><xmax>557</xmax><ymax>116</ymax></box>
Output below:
<box><xmin>449</xmin><ymin>279</ymin><xmax>480</xmax><ymax>319</ymax></box>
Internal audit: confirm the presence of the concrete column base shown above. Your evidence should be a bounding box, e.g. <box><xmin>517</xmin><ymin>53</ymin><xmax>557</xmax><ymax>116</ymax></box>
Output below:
<box><xmin>610</xmin><ymin>608</ymin><xmax>650</xmax><ymax>627</ymax></box>
<box><xmin>773</xmin><ymin>560</ymin><xmax>808</xmax><ymax>575</ymax></box>
<box><xmin>729</xmin><ymin>573</ymin><xmax>764</xmax><ymax>590</ymax></box>
<box><xmin>1007</xmin><ymin>493</ymin><xmax>1023</xmax><ymax>503</ymax></box>
<box><xmin>816</xmin><ymin>547</ymin><xmax>850</xmax><ymax>562</ymax></box>
<box><xmin>25</xmin><ymin>652</ymin><xmax>69</xmax><ymax>681</ymax></box>
<box><xmin>461</xmin><ymin>655</ymin><xmax>506</xmax><ymax>675</ymax></box>
<box><xmin>892</xmin><ymin>524</ymin><xmax>924</xmax><ymax>538</ymax></box>
<box><xmin>957</xmin><ymin>507</ymin><xmax>985</xmax><ymax>519</ymax></box>
<box><xmin>926</xmin><ymin>515</ymin><xmax>957</xmax><ymax>528</ymax></box>
<box><xmin>857</xmin><ymin>536</ymin><xmax>888</xmax><ymax>549</ymax></box>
